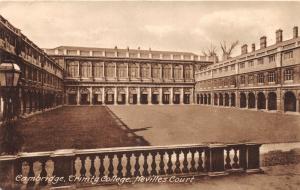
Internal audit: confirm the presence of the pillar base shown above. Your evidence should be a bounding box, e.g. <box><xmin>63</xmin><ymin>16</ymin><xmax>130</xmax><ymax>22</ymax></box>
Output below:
<box><xmin>246</xmin><ymin>168</ymin><xmax>263</xmax><ymax>174</ymax></box>
<box><xmin>208</xmin><ymin>171</ymin><xmax>229</xmax><ymax>177</ymax></box>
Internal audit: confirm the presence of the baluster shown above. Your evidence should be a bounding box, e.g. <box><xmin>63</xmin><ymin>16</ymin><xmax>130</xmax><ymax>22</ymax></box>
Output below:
<box><xmin>225</xmin><ymin>147</ymin><xmax>232</xmax><ymax>170</ymax></box>
<box><xmin>99</xmin><ymin>155</ymin><xmax>105</xmax><ymax>177</ymax></box>
<box><xmin>108</xmin><ymin>154</ymin><xmax>114</xmax><ymax>177</ymax></box>
<box><xmin>33</xmin><ymin>161</ymin><xmax>42</xmax><ymax>186</ymax></box>
<box><xmin>142</xmin><ymin>152</ymin><xmax>149</xmax><ymax>176</ymax></box>
<box><xmin>159</xmin><ymin>151</ymin><xmax>165</xmax><ymax>175</ymax></box>
<box><xmin>166</xmin><ymin>151</ymin><xmax>173</xmax><ymax>174</ymax></box>
<box><xmin>90</xmin><ymin>155</ymin><xmax>96</xmax><ymax>177</ymax></box>
<box><xmin>182</xmin><ymin>150</ymin><xmax>189</xmax><ymax>173</ymax></box>
<box><xmin>125</xmin><ymin>153</ymin><xmax>132</xmax><ymax>177</ymax></box>
<box><xmin>85</xmin><ymin>156</ymin><xmax>92</xmax><ymax>178</ymax></box>
<box><xmin>134</xmin><ymin>152</ymin><xmax>141</xmax><ymax>176</ymax></box>
<box><xmin>74</xmin><ymin>157</ymin><xmax>82</xmax><ymax>178</ymax></box>
<box><xmin>190</xmin><ymin>149</ymin><xmax>196</xmax><ymax>173</ymax></box>
<box><xmin>232</xmin><ymin>147</ymin><xmax>240</xmax><ymax>169</ymax></box>
<box><xmin>197</xmin><ymin>150</ymin><xmax>204</xmax><ymax>172</ymax></box>
<box><xmin>94</xmin><ymin>156</ymin><xmax>100</xmax><ymax>177</ymax></box>
<box><xmin>174</xmin><ymin>150</ymin><xmax>181</xmax><ymax>174</ymax></box>
<box><xmin>45</xmin><ymin>159</ymin><xmax>54</xmax><ymax>185</ymax></box>
<box><xmin>150</xmin><ymin>152</ymin><xmax>157</xmax><ymax>175</ymax></box>
<box><xmin>117</xmin><ymin>153</ymin><xmax>123</xmax><ymax>177</ymax></box>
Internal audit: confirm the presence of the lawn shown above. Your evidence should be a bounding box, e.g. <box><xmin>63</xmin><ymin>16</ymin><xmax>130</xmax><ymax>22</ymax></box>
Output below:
<box><xmin>0</xmin><ymin>106</ymin><xmax>147</xmax><ymax>153</ymax></box>
<box><xmin>109</xmin><ymin>105</ymin><xmax>300</xmax><ymax>145</ymax></box>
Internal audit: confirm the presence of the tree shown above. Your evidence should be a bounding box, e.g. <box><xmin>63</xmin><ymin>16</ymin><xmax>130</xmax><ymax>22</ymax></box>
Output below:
<box><xmin>201</xmin><ymin>43</ymin><xmax>219</xmax><ymax>63</ymax></box>
<box><xmin>220</xmin><ymin>40</ymin><xmax>239</xmax><ymax>60</ymax></box>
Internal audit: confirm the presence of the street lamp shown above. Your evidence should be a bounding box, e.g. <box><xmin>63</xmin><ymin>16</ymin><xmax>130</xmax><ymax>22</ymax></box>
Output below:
<box><xmin>0</xmin><ymin>61</ymin><xmax>21</xmax><ymax>154</ymax></box>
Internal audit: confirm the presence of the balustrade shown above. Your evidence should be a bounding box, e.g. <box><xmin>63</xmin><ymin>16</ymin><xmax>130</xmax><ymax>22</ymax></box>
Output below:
<box><xmin>0</xmin><ymin>143</ymin><xmax>262</xmax><ymax>189</ymax></box>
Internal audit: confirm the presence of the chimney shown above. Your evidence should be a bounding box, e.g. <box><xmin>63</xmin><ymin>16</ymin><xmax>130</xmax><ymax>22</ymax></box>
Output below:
<box><xmin>293</xmin><ymin>26</ymin><xmax>298</xmax><ymax>38</ymax></box>
<box><xmin>252</xmin><ymin>43</ymin><xmax>256</xmax><ymax>52</ymax></box>
<box><xmin>241</xmin><ymin>44</ymin><xmax>248</xmax><ymax>55</ymax></box>
<box><xmin>276</xmin><ymin>29</ymin><xmax>283</xmax><ymax>43</ymax></box>
<box><xmin>260</xmin><ymin>36</ymin><xmax>267</xmax><ymax>49</ymax></box>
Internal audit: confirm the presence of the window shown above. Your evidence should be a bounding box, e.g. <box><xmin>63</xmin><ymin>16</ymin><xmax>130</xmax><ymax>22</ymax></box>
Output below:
<box><xmin>248</xmin><ymin>61</ymin><xmax>254</xmax><ymax>67</ymax></box>
<box><xmin>224</xmin><ymin>66</ymin><xmax>228</xmax><ymax>71</ymax></box>
<box><xmin>239</xmin><ymin>62</ymin><xmax>245</xmax><ymax>69</ymax></box>
<box><xmin>268</xmin><ymin>72</ymin><xmax>276</xmax><ymax>82</ymax></box>
<box><xmin>284</xmin><ymin>68</ymin><xmax>294</xmax><ymax>81</ymax></box>
<box><xmin>240</xmin><ymin>76</ymin><xmax>245</xmax><ymax>84</ymax></box>
<box><xmin>231</xmin><ymin>65</ymin><xmax>235</xmax><ymax>70</ymax></box>
<box><xmin>257</xmin><ymin>73</ymin><xmax>264</xmax><ymax>83</ymax></box>
<box><xmin>257</xmin><ymin>58</ymin><xmax>264</xmax><ymax>65</ymax></box>
<box><xmin>219</xmin><ymin>68</ymin><xmax>222</xmax><ymax>73</ymax></box>
<box><xmin>269</xmin><ymin>55</ymin><xmax>275</xmax><ymax>63</ymax></box>
<box><xmin>283</xmin><ymin>51</ymin><xmax>293</xmax><ymax>60</ymax></box>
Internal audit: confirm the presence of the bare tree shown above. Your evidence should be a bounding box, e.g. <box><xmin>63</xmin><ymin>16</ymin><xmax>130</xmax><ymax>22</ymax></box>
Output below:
<box><xmin>220</xmin><ymin>40</ymin><xmax>239</xmax><ymax>60</ymax></box>
<box><xmin>201</xmin><ymin>43</ymin><xmax>219</xmax><ymax>63</ymax></box>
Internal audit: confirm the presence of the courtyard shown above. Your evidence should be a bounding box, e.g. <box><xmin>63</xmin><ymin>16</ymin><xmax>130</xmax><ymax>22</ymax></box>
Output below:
<box><xmin>1</xmin><ymin>105</ymin><xmax>300</xmax><ymax>153</ymax></box>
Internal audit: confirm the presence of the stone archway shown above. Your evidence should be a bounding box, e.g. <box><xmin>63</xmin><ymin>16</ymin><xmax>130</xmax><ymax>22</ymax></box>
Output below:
<box><xmin>231</xmin><ymin>93</ymin><xmax>236</xmax><ymax>107</ymax></box>
<box><xmin>257</xmin><ymin>92</ymin><xmax>266</xmax><ymax>110</ymax></box>
<box><xmin>224</xmin><ymin>93</ymin><xmax>229</xmax><ymax>106</ymax></box>
<box><xmin>219</xmin><ymin>93</ymin><xmax>223</xmax><ymax>106</ymax></box>
<box><xmin>240</xmin><ymin>92</ymin><xmax>246</xmax><ymax>108</ymax></box>
<box><xmin>214</xmin><ymin>94</ymin><xmax>218</xmax><ymax>106</ymax></box>
<box><xmin>248</xmin><ymin>92</ymin><xmax>256</xmax><ymax>108</ymax></box>
<box><xmin>284</xmin><ymin>91</ymin><xmax>296</xmax><ymax>112</ymax></box>
<box><xmin>268</xmin><ymin>92</ymin><xmax>277</xmax><ymax>110</ymax></box>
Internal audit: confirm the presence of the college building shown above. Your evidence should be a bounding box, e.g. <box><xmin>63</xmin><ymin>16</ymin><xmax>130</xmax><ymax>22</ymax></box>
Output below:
<box><xmin>195</xmin><ymin>27</ymin><xmax>300</xmax><ymax>113</ymax></box>
<box><xmin>1</xmin><ymin>14</ymin><xmax>300</xmax><ymax>118</ymax></box>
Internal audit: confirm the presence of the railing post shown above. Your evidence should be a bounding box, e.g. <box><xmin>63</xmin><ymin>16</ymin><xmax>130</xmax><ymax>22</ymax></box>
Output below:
<box><xmin>0</xmin><ymin>155</ymin><xmax>17</xmax><ymax>189</ymax></box>
<box><xmin>246</xmin><ymin>143</ymin><xmax>263</xmax><ymax>173</ymax></box>
<box><xmin>51</xmin><ymin>149</ymin><xmax>75</xmax><ymax>186</ymax></box>
<box><xmin>208</xmin><ymin>144</ymin><xmax>228</xmax><ymax>176</ymax></box>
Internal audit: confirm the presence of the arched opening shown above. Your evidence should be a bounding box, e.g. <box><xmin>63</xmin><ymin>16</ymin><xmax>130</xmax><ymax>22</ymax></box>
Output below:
<box><xmin>214</xmin><ymin>94</ymin><xmax>218</xmax><ymax>106</ymax></box>
<box><xmin>248</xmin><ymin>92</ymin><xmax>256</xmax><ymax>109</ymax></box>
<box><xmin>240</xmin><ymin>93</ymin><xmax>246</xmax><ymax>108</ymax></box>
<box><xmin>284</xmin><ymin>91</ymin><xmax>296</xmax><ymax>112</ymax></box>
<box><xmin>268</xmin><ymin>92</ymin><xmax>277</xmax><ymax>110</ymax></box>
<box><xmin>204</xmin><ymin>94</ymin><xmax>207</xmax><ymax>104</ymax></box>
<box><xmin>208</xmin><ymin>94</ymin><xmax>211</xmax><ymax>105</ymax></box>
<box><xmin>257</xmin><ymin>92</ymin><xmax>266</xmax><ymax>110</ymax></box>
<box><xmin>196</xmin><ymin>94</ymin><xmax>200</xmax><ymax>104</ymax></box>
<box><xmin>231</xmin><ymin>93</ymin><xmax>236</xmax><ymax>107</ymax></box>
<box><xmin>219</xmin><ymin>93</ymin><xmax>223</xmax><ymax>106</ymax></box>
<box><xmin>200</xmin><ymin>94</ymin><xmax>203</xmax><ymax>104</ymax></box>
<box><xmin>224</xmin><ymin>93</ymin><xmax>229</xmax><ymax>106</ymax></box>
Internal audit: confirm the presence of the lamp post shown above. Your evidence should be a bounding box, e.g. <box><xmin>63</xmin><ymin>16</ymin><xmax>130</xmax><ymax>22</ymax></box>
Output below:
<box><xmin>0</xmin><ymin>61</ymin><xmax>21</xmax><ymax>154</ymax></box>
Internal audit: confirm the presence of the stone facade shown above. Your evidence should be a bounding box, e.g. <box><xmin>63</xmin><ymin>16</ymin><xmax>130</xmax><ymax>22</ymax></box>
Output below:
<box><xmin>44</xmin><ymin>46</ymin><xmax>213</xmax><ymax>105</ymax></box>
<box><xmin>195</xmin><ymin>27</ymin><xmax>300</xmax><ymax>113</ymax></box>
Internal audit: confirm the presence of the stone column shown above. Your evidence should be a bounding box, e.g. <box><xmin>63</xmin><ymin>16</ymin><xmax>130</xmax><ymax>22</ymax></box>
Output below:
<box><xmin>171</xmin><ymin>64</ymin><xmax>174</xmax><ymax>80</ymax></box>
<box><xmin>137</xmin><ymin>87</ymin><xmax>141</xmax><ymax>105</ymax></box>
<box><xmin>160</xmin><ymin>64</ymin><xmax>163</xmax><ymax>79</ymax></box>
<box><xmin>223</xmin><ymin>94</ymin><xmax>225</xmax><ymax>107</ymax></box>
<box><xmin>180</xmin><ymin>88</ymin><xmax>184</xmax><ymax>104</ymax></box>
<box><xmin>77</xmin><ymin>62</ymin><xmax>80</xmax><ymax>77</ymax></box>
<box><xmin>90</xmin><ymin>87</ymin><xmax>93</xmax><ymax>105</ymax></box>
<box><xmin>296</xmin><ymin>98</ymin><xmax>299</xmax><ymax>113</ymax></box>
<box><xmin>170</xmin><ymin>88</ymin><xmax>174</xmax><ymax>105</ymax></box>
<box><xmin>148</xmin><ymin>88</ymin><xmax>152</xmax><ymax>105</ymax></box>
<box><xmin>191</xmin><ymin>88</ymin><xmax>194</xmax><ymax>104</ymax></box>
<box><xmin>255</xmin><ymin>94</ymin><xmax>258</xmax><ymax>110</ymax></box>
<box><xmin>77</xmin><ymin>87</ymin><xmax>80</xmax><ymax>105</ymax></box>
<box><xmin>229</xmin><ymin>94</ymin><xmax>232</xmax><ymax>107</ymax></box>
<box><xmin>114</xmin><ymin>87</ymin><xmax>118</xmax><ymax>105</ymax></box>
<box><xmin>114</xmin><ymin>62</ymin><xmax>117</xmax><ymax>79</ymax></box>
<box><xmin>126</xmin><ymin>87</ymin><xmax>129</xmax><ymax>105</ymax></box>
<box><xmin>102</xmin><ymin>87</ymin><xmax>105</xmax><ymax>105</ymax></box>
<box><xmin>211</xmin><ymin>92</ymin><xmax>214</xmax><ymax>106</ymax></box>
<box><xmin>181</xmin><ymin>65</ymin><xmax>184</xmax><ymax>80</ymax></box>
<box><xmin>245</xmin><ymin>93</ymin><xmax>249</xmax><ymax>109</ymax></box>
<box><xmin>160</xmin><ymin>88</ymin><xmax>163</xmax><ymax>105</ymax></box>
<box><xmin>266</xmin><ymin>96</ymin><xmax>269</xmax><ymax>110</ymax></box>
<box><xmin>236</xmin><ymin>91</ymin><xmax>240</xmax><ymax>108</ymax></box>
<box><xmin>126</xmin><ymin>63</ymin><xmax>129</xmax><ymax>78</ymax></box>
<box><xmin>138</xmin><ymin>63</ymin><xmax>141</xmax><ymax>79</ymax></box>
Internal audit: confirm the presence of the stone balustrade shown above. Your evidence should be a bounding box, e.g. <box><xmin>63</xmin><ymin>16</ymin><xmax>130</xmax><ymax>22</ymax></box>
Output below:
<box><xmin>0</xmin><ymin>143</ymin><xmax>262</xmax><ymax>189</ymax></box>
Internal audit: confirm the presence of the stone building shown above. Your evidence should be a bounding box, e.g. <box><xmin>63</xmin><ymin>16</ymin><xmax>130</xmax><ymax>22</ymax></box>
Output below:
<box><xmin>0</xmin><ymin>15</ymin><xmax>64</xmax><ymax>117</ymax></box>
<box><xmin>195</xmin><ymin>27</ymin><xmax>300</xmax><ymax>113</ymax></box>
<box><xmin>44</xmin><ymin>46</ymin><xmax>213</xmax><ymax>105</ymax></box>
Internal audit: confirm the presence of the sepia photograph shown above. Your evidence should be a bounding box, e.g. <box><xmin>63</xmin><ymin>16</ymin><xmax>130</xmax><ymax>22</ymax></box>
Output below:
<box><xmin>0</xmin><ymin>1</ymin><xmax>300</xmax><ymax>189</ymax></box>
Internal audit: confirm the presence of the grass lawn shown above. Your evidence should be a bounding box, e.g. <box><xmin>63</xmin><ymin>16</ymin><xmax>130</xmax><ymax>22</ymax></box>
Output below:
<box><xmin>0</xmin><ymin>106</ymin><xmax>147</xmax><ymax>153</ymax></box>
<box><xmin>109</xmin><ymin>105</ymin><xmax>300</xmax><ymax>145</ymax></box>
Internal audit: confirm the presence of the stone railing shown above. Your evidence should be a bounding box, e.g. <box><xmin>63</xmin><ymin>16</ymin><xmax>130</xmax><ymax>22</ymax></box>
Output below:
<box><xmin>0</xmin><ymin>143</ymin><xmax>261</xmax><ymax>189</ymax></box>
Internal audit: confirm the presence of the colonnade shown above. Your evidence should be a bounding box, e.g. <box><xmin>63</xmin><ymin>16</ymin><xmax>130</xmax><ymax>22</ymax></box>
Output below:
<box><xmin>196</xmin><ymin>90</ymin><xmax>300</xmax><ymax>113</ymax></box>
<box><xmin>66</xmin><ymin>87</ymin><xmax>194</xmax><ymax>105</ymax></box>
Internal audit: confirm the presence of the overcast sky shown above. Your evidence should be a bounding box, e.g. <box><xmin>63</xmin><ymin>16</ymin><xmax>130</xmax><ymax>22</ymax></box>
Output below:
<box><xmin>1</xmin><ymin>1</ymin><xmax>300</xmax><ymax>56</ymax></box>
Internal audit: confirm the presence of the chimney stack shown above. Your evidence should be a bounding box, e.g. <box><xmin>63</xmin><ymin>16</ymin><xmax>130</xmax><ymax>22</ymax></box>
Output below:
<box><xmin>241</xmin><ymin>44</ymin><xmax>248</xmax><ymax>55</ymax></box>
<box><xmin>293</xmin><ymin>26</ymin><xmax>298</xmax><ymax>38</ymax></box>
<box><xmin>252</xmin><ymin>43</ymin><xmax>256</xmax><ymax>52</ymax></box>
<box><xmin>276</xmin><ymin>29</ymin><xmax>283</xmax><ymax>43</ymax></box>
<box><xmin>260</xmin><ymin>36</ymin><xmax>267</xmax><ymax>49</ymax></box>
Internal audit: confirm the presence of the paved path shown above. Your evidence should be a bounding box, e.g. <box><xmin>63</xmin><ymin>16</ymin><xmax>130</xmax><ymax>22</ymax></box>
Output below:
<box><xmin>85</xmin><ymin>164</ymin><xmax>300</xmax><ymax>190</ymax></box>
<box><xmin>109</xmin><ymin>105</ymin><xmax>300</xmax><ymax>145</ymax></box>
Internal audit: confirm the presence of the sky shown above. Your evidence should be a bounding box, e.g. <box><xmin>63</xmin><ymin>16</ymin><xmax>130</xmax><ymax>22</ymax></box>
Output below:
<box><xmin>1</xmin><ymin>1</ymin><xmax>300</xmax><ymax>57</ymax></box>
